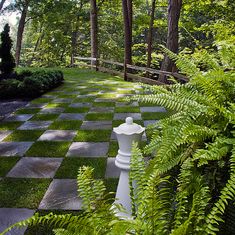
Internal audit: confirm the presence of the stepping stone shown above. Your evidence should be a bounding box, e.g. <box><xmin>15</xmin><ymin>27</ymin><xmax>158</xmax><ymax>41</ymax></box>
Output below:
<box><xmin>0</xmin><ymin>208</ymin><xmax>35</xmax><ymax>235</ymax></box>
<box><xmin>144</xmin><ymin>120</ymin><xmax>159</xmax><ymax>127</ymax></box>
<box><xmin>95</xmin><ymin>98</ymin><xmax>116</xmax><ymax>102</ymax></box>
<box><xmin>105</xmin><ymin>158</ymin><xmax>121</xmax><ymax>178</ymax></box>
<box><xmin>116</xmin><ymin>94</ymin><xmax>134</xmax><ymax>98</ymax></box>
<box><xmin>7</xmin><ymin>157</ymin><xmax>62</xmax><ymax>178</ymax></box>
<box><xmin>39</xmin><ymin>179</ymin><xmax>82</xmax><ymax>210</ymax></box>
<box><xmin>80</xmin><ymin>121</ymin><xmax>112</xmax><ymax>130</ymax></box>
<box><xmin>4</xmin><ymin>114</ymin><xmax>33</xmax><ymax>122</ymax></box>
<box><xmin>53</xmin><ymin>98</ymin><xmax>73</xmax><ymax>103</ymax></box>
<box><xmin>40</xmin><ymin>107</ymin><xmax>65</xmax><ymax>114</ymax></box>
<box><xmin>0</xmin><ymin>142</ymin><xmax>33</xmax><ymax>156</ymax></box>
<box><xmin>69</xmin><ymin>103</ymin><xmax>92</xmax><ymax>108</ymax></box>
<box><xmin>18</xmin><ymin>121</ymin><xmax>52</xmax><ymax>130</ymax></box>
<box><xmin>116</xmin><ymin>101</ymin><xmax>139</xmax><ymax>107</ymax></box>
<box><xmin>58</xmin><ymin>113</ymin><xmax>84</xmax><ymax>121</ymax></box>
<box><xmin>89</xmin><ymin>107</ymin><xmax>114</xmax><ymax>113</ymax></box>
<box><xmin>140</xmin><ymin>106</ymin><xmax>166</xmax><ymax>113</ymax></box>
<box><xmin>38</xmin><ymin>130</ymin><xmax>76</xmax><ymax>141</ymax></box>
<box><xmin>0</xmin><ymin>130</ymin><xmax>12</xmax><ymax>141</ymax></box>
<box><xmin>114</xmin><ymin>113</ymin><xmax>142</xmax><ymax>120</ymax></box>
<box><xmin>25</xmin><ymin>103</ymin><xmax>46</xmax><ymax>108</ymax></box>
<box><xmin>67</xmin><ymin>142</ymin><xmax>109</xmax><ymax>157</ymax></box>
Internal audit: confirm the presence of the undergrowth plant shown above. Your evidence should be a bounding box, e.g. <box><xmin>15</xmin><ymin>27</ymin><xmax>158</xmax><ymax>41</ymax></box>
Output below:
<box><xmin>2</xmin><ymin>42</ymin><xmax>235</xmax><ymax>234</ymax></box>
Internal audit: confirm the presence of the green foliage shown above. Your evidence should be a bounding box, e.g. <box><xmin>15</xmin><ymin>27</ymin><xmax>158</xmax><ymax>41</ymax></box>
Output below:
<box><xmin>0</xmin><ymin>69</ymin><xmax>64</xmax><ymax>99</ymax></box>
<box><xmin>0</xmin><ymin>24</ymin><xmax>15</xmax><ymax>76</ymax></box>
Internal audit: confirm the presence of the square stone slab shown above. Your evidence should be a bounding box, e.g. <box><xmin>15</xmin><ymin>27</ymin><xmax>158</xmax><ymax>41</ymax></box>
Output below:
<box><xmin>140</xmin><ymin>106</ymin><xmax>166</xmax><ymax>113</ymax></box>
<box><xmin>18</xmin><ymin>121</ymin><xmax>52</xmax><ymax>130</ymax></box>
<box><xmin>58</xmin><ymin>113</ymin><xmax>85</xmax><ymax>121</ymax></box>
<box><xmin>0</xmin><ymin>142</ymin><xmax>33</xmax><ymax>156</ymax></box>
<box><xmin>114</xmin><ymin>113</ymin><xmax>142</xmax><ymax>120</ymax></box>
<box><xmin>95</xmin><ymin>98</ymin><xmax>116</xmax><ymax>102</ymax></box>
<box><xmin>0</xmin><ymin>208</ymin><xmax>35</xmax><ymax>235</ymax></box>
<box><xmin>0</xmin><ymin>131</ymin><xmax>12</xmax><ymax>141</ymax></box>
<box><xmin>39</xmin><ymin>179</ymin><xmax>82</xmax><ymax>210</ymax></box>
<box><xmin>105</xmin><ymin>158</ymin><xmax>121</xmax><ymax>178</ymax></box>
<box><xmin>7</xmin><ymin>157</ymin><xmax>62</xmax><ymax>178</ymax></box>
<box><xmin>144</xmin><ymin>120</ymin><xmax>159</xmax><ymax>127</ymax></box>
<box><xmin>40</xmin><ymin>107</ymin><xmax>65</xmax><ymax>114</ymax></box>
<box><xmin>80</xmin><ymin>121</ymin><xmax>112</xmax><ymax>130</ymax></box>
<box><xmin>25</xmin><ymin>103</ymin><xmax>46</xmax><ymax>108</ymax></box>
<box><xmin>53</xmin><ymin>98</ymin><xmax>73</xmax><ymax>103</ymax></box>
<box><xmin>38</xmin><ymin>130</ymin><xmax>77</xmax><ymax>141</ymax></box>
<box><xmin>89</xmin><ymin>107</ymin><xmax>114</xmax><ymax>113</ymax></box>
<box><xmin>116</xmin><ymin>101</ymin><xmax>139</xmax><ymax>107</ymax></box>
<box><xmin>67</xmin><ymin>142</ymin><xmax>109</xmax><ymax>157</ymax></box>
<box><xmin>4</xmin><ymin>114</ymin><xmax>33</xmax><ymax>122</ymax></box>
<box><xmin>69</xmin><ymin>103</ymin><xmax>92</xmax><ymax>108</ymax></box>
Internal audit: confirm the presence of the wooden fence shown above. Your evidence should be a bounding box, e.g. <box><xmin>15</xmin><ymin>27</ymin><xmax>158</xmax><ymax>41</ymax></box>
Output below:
<box><xmin>73</xmin><ymin>57</ymin><xmax>188</xmax><ymax>85</ymax></box>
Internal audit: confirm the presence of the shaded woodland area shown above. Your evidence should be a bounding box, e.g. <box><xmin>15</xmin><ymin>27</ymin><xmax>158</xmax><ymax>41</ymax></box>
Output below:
<box><xmin>0</xmin><ymin>0</ymin><xmax>234</xmax><ymax>81</ymax></box>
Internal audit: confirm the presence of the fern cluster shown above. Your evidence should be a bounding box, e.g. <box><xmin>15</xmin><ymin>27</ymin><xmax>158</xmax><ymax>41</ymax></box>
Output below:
<box><xmin>2</xmin><ymin>42</ymin><xmax>235</xmax><ymax>234</ymax></box>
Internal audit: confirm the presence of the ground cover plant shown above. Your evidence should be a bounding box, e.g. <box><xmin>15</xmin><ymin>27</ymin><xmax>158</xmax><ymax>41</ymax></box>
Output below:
<box><xmin>3</xmin><ymin>42</ymin><xmax>235</xmax><ymax>235</ymax></box>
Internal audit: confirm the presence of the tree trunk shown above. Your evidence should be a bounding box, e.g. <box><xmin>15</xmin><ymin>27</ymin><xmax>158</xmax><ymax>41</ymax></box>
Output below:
<box><xmin>70</xmin><ymin>31</ymin><xmax>78</xmax><ymax>66</ymax></box>
<box><xmin>147</xmin><ymin>0</ymin><xmax>156</xmax><ymax>68</ymax></box>
<box><xmin>159</xmin><ymin>0</ymin><xmax>182</xmax><ymax>83</ymax></box>
<box><xmin>0</xmin><ymin>0</ymin><xmax>6</xmax><ymax>11</ymax></box>
<box><xmin>15</xmin><ymin>0</ymin><xmax>30</xmax><ymax>66</ymax></box>
<box><xmin>122</xmin><ymin>0</ymin><xmax>133</xmax><ymax>80</ymax></box>
<box><xmin>90</xmin><ymin>0</ymin><xmax>98</xmax><ymax>67</ymax></box>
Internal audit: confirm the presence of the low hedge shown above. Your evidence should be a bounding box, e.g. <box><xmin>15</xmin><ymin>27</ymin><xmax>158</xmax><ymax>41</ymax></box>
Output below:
<box><xmin>0</xmin><ymin>69</ymin><xmax>64</xmax><ymax>99</ymax></box>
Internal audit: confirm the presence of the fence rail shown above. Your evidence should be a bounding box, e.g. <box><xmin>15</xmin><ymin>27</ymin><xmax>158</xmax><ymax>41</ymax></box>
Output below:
<box><xmin>73</xmin><ymin>56</ymin><xmax>188</xmax><ymax>84</ymax></box>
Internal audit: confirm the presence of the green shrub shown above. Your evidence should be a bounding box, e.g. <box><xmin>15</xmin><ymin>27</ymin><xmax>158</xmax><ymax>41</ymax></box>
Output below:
<box><xmin>0</xmin><ymin>69</ymin><xmax>64</xmax><ymax>99</ymax></box>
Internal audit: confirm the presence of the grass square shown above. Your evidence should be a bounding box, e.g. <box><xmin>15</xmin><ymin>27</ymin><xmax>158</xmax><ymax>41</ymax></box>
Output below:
<box><xmin>4</xmin><ymin>130</ymin><xmax>44</xmax><ymax>141</ymax></box>
<box><xmin>26</xmin><ymin>141</ymin><xmax>71</xmax><ymax>157</ymax></box>
<box><xmin>93</xmin><ymin>102</ymin><xmax>115</xmax><ymax>107</ymax></box>
<box><xmin>56</xmin><ymin>94</ymin><xmax>77</xmax><ymax>99</ymax></box>
<box><xmin>97</xmin><ymin>93</ymin><xmax>117</xmax><ymax>99</ymax></box>
<box><xmin>74</xmin><ymin>130</ymin><xmax>111</xmax><ymax>142</ymax></box>
<box><xmin>15</xmin><ymin>108</ymin><xmax>41</xmax><ymax>114</ymax></box>
<box><xmin>104</xmin><ymin>178</ymin><xmax>119</xmax><ymax>196</ymax></box>
<box><xmin>108</xmin><ymin>141</ymin><xmax>119</xmax><ymax>157</ymax></box>
<box><xmin>85</xmin><ymin>113</ymin><xmax>113</xmax><ymax>121</ymax></box>
<box><xmin>0</xmin><ymin>157</ymin><xmax>20</xmax><ymax>177</ymax></box>
<box><xmin>49</xmin><ymin>120</ymin><xmax>82</xmax><ymax>130</ymax></box>
<box><xmin>64</xmin><ymin>107</ymin><xmax>89</xmax><ymax>113</ymax></box>
<box><xmin>0</xmin><ymin>178</ymin><xmax>51</xmax><ymax>208</ymax></box>
<box><xmin>45</xmin><ymin>103</ymin><xmax>69</xmax><ymax>108</ymax></box>
<box><xmin>115</xmin><ymin>106</ymin><xmax>140</xmax><ymax>113</ymax></box>
<box><xmin>31</xmin><ymin>98</ymin><xmax>53</xmax><ymax>104</ymax></box>
<box><xmin>0</xmin><ymin>122</ymin><xmax>22</xmax><ymax>130</ymax></box>
<box><xmin>55</xmin><ymin>157</ymin><xmax>107</xmax><ymax>179</ymax></box>
<box><xmin>142</xmin><ymin>112</ymin><xmax>172</xmax><ymax>120</ymax></box>
<box><xmin>30</xmin><ymin>114</ymin><xmax>59</xmax><ymax>121</ymax></box>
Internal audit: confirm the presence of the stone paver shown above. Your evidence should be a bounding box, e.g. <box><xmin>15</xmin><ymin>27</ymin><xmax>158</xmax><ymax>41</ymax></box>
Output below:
<box><xmin>114</xmin><ymin>113</ymin><xmax>142</xmax><ymax>120</ymax></box>
<box><xmin>39</xmin><ymin>179</ymin><xmax>82</xmax><ymax>210</ymax></box>
<box><xmin>69</xmin><ymin>103</ymin><xmax>91</xmax><ymax>108</ymax></box>
<box><xmin>0</xmin><ymin>142</ymin><xmax>33</xmax><ymax>156</ymax></box>
<box><xmin>80</xmin><ymin>121</ymin><xmax>112</xmax><ymax>130</ymax></box>
<box><xmin>58</xmin><ymin>113</ymin><xmax>84</xmax><ymax>121</ymax></box>
<box><xmin>0</xmin><ymin>131</ymin><xmax>12</xmax><ymax>141</ymax></box>
<box><xmin>0</xmin><ymin>208</ymin><xmax>35</xmax><ymax>235</ymax></box>
<box><xmin>40</xmin><ymin>107</ymin><xmax>65</xmax><ymax>114</ymax></box>
<box><xmin>4</xmin><ymin>114</ymin><xmax>33</xmax><ymax>122</ymax></box>
<box><xmin>7</xmin><ymin>157</ymin><xmax>62</xmax><ymax>178</ymax></box>
<box><xmin>105</xmin><ymin>158</ymin><xmax>121</xmax><ymax>178</ymax></box>
<box><xmin>67</xmin><ymin>142</ymin><xmax>109</xmax><ymax>157</ymax></box>
<box><xmin>18</xmin><ymin>121</ymin><xmax>52</xmax><ymax>130</ymax></box>
<box><xmin>144</xmin><ymin>120</ymin><xmax>159</xmax><ymax>127</ymax></box>
<box><xmin>38</xmin><ymin>130</ymin><xmax>76</xmax><ymax>141</ymax></box>
<box><xmin>140</xmin><ymin>106</ymin><xmax>166</xmax><ymax>112</ymax></box>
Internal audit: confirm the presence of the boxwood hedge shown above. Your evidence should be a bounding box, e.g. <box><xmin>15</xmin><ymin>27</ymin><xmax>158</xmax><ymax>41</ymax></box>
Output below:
<box><xmin>0</xmin><ymin>69</ymin><xmax>64</xmax><ymax>99</ymax></box>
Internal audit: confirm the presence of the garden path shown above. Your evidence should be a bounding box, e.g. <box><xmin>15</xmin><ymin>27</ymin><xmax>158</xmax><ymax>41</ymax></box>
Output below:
<box><xmin>0</xmin><ymin>69</ymin><xmax>167</xmax><ymax>234</ymax></box>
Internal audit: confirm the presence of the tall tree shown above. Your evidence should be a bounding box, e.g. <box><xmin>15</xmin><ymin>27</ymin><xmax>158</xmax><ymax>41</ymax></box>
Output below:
<box><xmin>15</xmin><ymin>0</ymin><xmax>30</xmax><ymax>66</ymax></box>
<box><xmin>0</xmin><ymin>0</ymin><xmax>6</xmax><ymax>11</ymax></box>
<box><xmin>122</xmin><ymin>0</ymin><xmax>132</xmax><ymax>80</ymax></box>
<box><xmin>90</xmin><ymin>0</ymin><xmax>98</xmax><ymax>66</ymax></box>
<box><xmin>159</xmin><ymin>0</ymin><xmax>182</xmax><ymax>83</ymax></box>
<box><xmin>146</xmin><ymin>0</ymin><xmax>156</xmax><ymax>68</ymax></box>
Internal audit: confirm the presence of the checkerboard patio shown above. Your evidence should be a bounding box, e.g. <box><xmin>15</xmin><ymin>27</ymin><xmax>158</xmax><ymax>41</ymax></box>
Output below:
<box><xmin>0</xmin><ymin>69</ymin><xmax>168</xmax><ymax>234</ymax></box>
